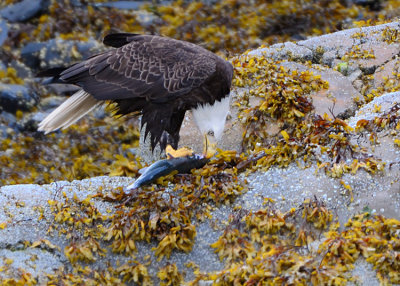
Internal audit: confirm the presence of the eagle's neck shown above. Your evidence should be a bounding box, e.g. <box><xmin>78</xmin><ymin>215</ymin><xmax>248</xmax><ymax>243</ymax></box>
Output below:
<box><xmin>191</xmin><ymin>95</ymin><xmax>230</xmax><ymax>140</ymax></box>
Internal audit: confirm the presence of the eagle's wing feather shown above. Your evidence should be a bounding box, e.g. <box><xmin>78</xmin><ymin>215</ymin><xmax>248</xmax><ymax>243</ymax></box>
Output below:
<box><xmin>102</xmin><ymin>33</ymin><xmax>140</xmax><ymax>48</ymax></box>
<box><xmin>59</xmin><ymin>35</ymin><xmax>217</xmax><ymax>103</ymax></box>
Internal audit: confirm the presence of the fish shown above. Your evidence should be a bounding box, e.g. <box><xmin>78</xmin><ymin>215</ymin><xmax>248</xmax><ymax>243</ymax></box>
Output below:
<box><xmin>125</xmin><ymin>154</ymin><xmax>209</xmax><ymax>191</ymax></box>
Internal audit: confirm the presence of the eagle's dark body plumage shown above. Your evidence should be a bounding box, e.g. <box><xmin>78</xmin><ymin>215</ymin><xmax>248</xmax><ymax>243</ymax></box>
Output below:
<box><xmin>38</xmin><ymin>33</ymin><xmax>233</xmax><ymax>151</ymax></box>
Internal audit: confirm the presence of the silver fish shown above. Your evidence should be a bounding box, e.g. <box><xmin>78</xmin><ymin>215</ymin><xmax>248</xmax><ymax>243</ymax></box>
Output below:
<box><xmin>125</xmin><ymin>154</ymin><xmax>208</xmax><ymax>192</ymax></box>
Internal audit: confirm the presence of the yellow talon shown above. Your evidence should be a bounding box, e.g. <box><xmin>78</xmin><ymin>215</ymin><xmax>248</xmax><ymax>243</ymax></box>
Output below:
<box><xmin>165</xmin><ymin>134</ymin><xmax>217</xmax><ymax>160</ymax></box>
<box><xmin>165</xmin><ymin>145</ymin><xmax>194</xmax><ymax>159</ymax></box>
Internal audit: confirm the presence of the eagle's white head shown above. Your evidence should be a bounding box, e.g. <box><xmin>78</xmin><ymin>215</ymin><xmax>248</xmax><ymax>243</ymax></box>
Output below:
<box><xmin>192</xmin><ymin>95</ymin><xmax>230</xmax><ymax>145</ymax></box>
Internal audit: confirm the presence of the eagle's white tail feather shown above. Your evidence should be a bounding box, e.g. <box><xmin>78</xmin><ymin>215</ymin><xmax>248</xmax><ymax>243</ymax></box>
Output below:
<box><xmin>38</xmin><ymin>90</ymin><xmax>101</xmax><ymax>134</ymax></box>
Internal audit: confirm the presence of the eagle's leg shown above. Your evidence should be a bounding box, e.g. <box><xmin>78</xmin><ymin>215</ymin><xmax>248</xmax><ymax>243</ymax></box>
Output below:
<box><xmin>165</xmin><ymin>134</ymin><xmax>217</xmax><ymax>159</ymax></box>
<box><xmin>165</xmin><ymin>145</ymin><xmax>194</xmax><ymax>159</ymax></box>
<box><xmin>203</xmin><ymin>134</ymin><xmax>217</xmax><ymax>159</ymax></box>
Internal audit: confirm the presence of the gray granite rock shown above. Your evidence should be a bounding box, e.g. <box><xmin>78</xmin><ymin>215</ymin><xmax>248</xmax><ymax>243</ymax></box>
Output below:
<box><xmin>1</xmin><ymin>153</ymin><xmax>399</xmax><ymax>283</ymax></box>
<box><xmin>347</xmin><ymin>91</ymin><xmax>400</xmax><ymax>128</ymax></box>
<box><xmin>0</xmin><ymin>18</ymin><xmax>8</xmax><ymax>47</ymax></box>
<box><xmin>0</xmin><ymin>0</ymin><xmax>47</xmax><ymax>22</ymax></box>
<box><xmin>21</xmin><ymin>39</ymin><xmax>103</xmax><ymax>71</ymax></box>
<box><xmin>0</xmin><ymin>84</ymin><xmax>38</xmax><ymax>113</ymax></box>
<box><xmin>248</xmin><ymin>41</ymin><xmax>313</xmax><ymax>62</ymax></box>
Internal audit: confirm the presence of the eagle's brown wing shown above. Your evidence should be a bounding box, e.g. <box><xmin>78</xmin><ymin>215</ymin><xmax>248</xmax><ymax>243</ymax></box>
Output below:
<box><xmin>58</xmin><ymin>34</ymin><xmax>217</xmax><ymax>103</ymax></box>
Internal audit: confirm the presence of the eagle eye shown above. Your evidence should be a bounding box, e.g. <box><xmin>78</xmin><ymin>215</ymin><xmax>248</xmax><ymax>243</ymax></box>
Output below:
<box><xmin>207</xmin><ymin>130</ymin><xmax>215</xmax><ymax>137</ymax></box>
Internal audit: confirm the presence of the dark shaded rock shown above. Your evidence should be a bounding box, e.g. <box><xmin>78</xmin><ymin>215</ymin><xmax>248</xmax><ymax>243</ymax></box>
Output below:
<box><xmin>20</xmin><ymin>42</ymin><xmax>47</xmax><ymax>70</ymax></box>
<box><xmin>321</xmin><ymin>50</ymin><xmax>337</xmax><ymax>67</ymax></box>
<box><xmin>0</xmin><ymin>18</ymin><xmax>8</xmax><ymax>47</ymax></box>
<box><xmin>21</xmin><ymin>39</ymin><xmax>102</xmax><ymax>71</ymax></box>
<box><xmin>0</xmin><ymin>84</ymin><xmax>38</xmax><ymax>113</ymax></box>
<box><xmin>18</xmin><ymin>110</ymin><xmax>50</xmax><ymax>133</ymax></box>
<box><xmin>354</xmin><ymin>0</ymin><xmax>382</xmax><ymax>11</ymax></box>
<box><xmin>0</xmin><ymin>0</ymin><xmax>48</xmax><ymax>22</ymax></box>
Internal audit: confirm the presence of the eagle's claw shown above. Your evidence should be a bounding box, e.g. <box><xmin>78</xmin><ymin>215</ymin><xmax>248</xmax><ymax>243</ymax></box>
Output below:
<box><xmin>166</xmin><ymin>145</ymin><xmax>194</xmax><ymax>159</ymax></box>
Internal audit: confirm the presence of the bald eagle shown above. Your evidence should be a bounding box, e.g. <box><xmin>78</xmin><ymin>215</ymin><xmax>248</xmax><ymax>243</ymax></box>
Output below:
<box><xmin>37</xmin><ymin>33</ymin><xmax>233</xmax><ymax>158</ymax></box>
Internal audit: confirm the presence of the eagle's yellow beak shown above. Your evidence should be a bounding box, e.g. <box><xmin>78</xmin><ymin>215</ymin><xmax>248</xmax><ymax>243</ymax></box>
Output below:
<box><xmin>203</xmin><ymin>133</ymin><xmax>217</xmax><ymax>159</ymax></box>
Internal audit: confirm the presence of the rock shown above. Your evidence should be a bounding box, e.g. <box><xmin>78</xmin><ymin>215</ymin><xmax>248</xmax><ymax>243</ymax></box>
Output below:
<box><xmin>356</xmin><ymin>42</ymin><xmax>400</xmax><ymax>74</ymax></box>
<box><xmin>354</xmin><ymin>0</ymin><xmax>382</xmax><ymax>11</ymax></box>
<box><xmin>27</xmin><ymin>111</ymin><xmax>47</xmax><ymax>126</ymax></box>
<box><xmin>0</xmin><ymin>111</ymin><xmax>18</xmax><ymax>136</ymax></box>
<box><xmin>44</xmin><ymin>84</ymin><xmax>80</xmax><ymax>96</ymax></box>
<box><xmin>298</xmin><ymin>27</ymin><xmax>356</xmax><ymax>54</ymax></box>
<box><xmin>0</xmin><ymin>18</ymin><xmax>8</xmax><ymax>47</ymax></box>
<box><xmin>0</xmin><ymin>157</ymin><xmax>399</xmax><ymax>283</ymax></box>
<box><xmin>0</xmin><ymin>0</ymin><xmax>47</xmax><ymax>22</ymax></box>
<box><xmin>88</xmin><ymin>1</ymin><xmax>160</xmax><ymax>27</ymax></box>
<box><xmin>298</xmin><ymin>22</ymin><xmax>400</xmax><ymax>71</ymax></box>
<box><xmin>347</xmin><ymin>91</ymin><xmax>400</xmax><ymax>128</ymax></box>
<box><xmin>321</xmin><ymin>50</ymin><xmax>337</xmax><ymax>67</ymax></box>
<box><xmin>21</xmin><ymin>39</ymin><xmax>103</xmax><ymax>71</ymax></box>
<box><xmin>38</xmin><ymin>95</ymin><xmax>67</xmax><ymax>110</ymax></box>
<box><xmin>0</xmin><ymin>84</ymin><xmax>38</xmax><ymax>113</ymax></box>
<box><xmin>347</xmin><ymin>69</ymin><xmax>363</xmax><ymax>83</ymax></box>
<box><xmin>135</xmin><ymin>11</ymin><xmax>159</xmax><ymax>27</ymax></box>
<box><xmin>298</xmin><ymin>22</ymin><xmax>398</xmax><ymax>52</ymax></box>
<box><xmin>0</xmin><ymin>177</ymin><xmax>227</xmax><ymax>283</ymax></box>
<box><xmin>332</xmin><ymin>59</ymin><xmax>360</xmax><ymax>76</ymax></box>
<box><xmin>248</xmin><ymin>41</ymin><xmax>313</xmax><ymax>62</ymax></box>
<box><xmin>281</xmin><ymin>62</ymin><xmax>361</xmax><ymax>118</ymax></box>
<box><xmin>0</xmin><ymin>124</ymin><xmax>9</xmax><ymax>138</ymax></box>
<box><xmin>373</xmin><ymin>57</ymin><xmax>400</xmax><ymax>89</ymax></box>
<box><xmin>0</xmin><ymin>110</ymin><xmax>17</xmax><ymax>125</ymax></box>
<box><xmin>9</xmin><ymin>60</ymin><xmax>33</xmax><ymax>79</ymax></box>
<box><xmin>19</xmin><ymin>42</ymin><xmax>47</xmax><ymax>70</ymax></box>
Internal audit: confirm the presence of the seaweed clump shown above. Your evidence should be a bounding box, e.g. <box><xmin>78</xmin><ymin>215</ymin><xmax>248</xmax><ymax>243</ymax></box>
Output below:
<box><xmin>19</xmin><ymin>151</ymin><xmax>247</xmax><ymax>284</ymax></box>
<box><xmin>99</xmin><ymin>151</ymin><xmax>247</xmax><ymax>261</ymax></box>
<box><xmin>1</xmin><ymin>0</ymin><xmax>400</xmax><ymax>186</ymax></box>
<box><xmin>233</xmin><ymin>54</ymin><xmax>384</xmax><ymax>178</ymax></box>
<box><xmin>0</xmin><ymin>115</ymin><xmax>141</xmax><ymax>185</ymax></box>
<box><xmin>191</xmin><ymin>199</ymin><xmax>400</xmax><ymax>285</ymax></box>
<box><xmin>5</xmin><ymin>0</ymin><xmax>400</xmax><ymax>54</ymax></box>
<box><xmin>0</xmin><ymin>67</ymin><xmax>24</xmax><ymax>85</ymax></box>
